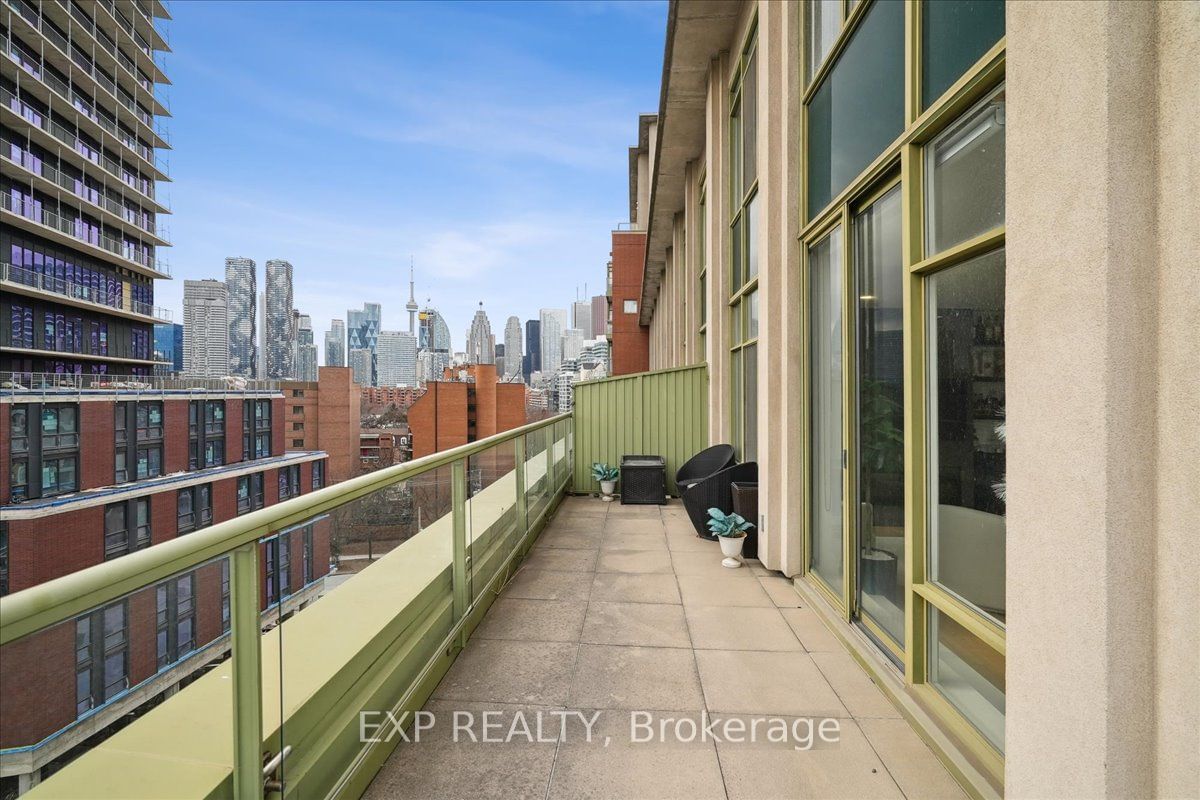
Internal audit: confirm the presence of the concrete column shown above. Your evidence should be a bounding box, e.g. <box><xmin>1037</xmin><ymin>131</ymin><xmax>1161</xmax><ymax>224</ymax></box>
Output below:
<box><xmin>1006</xmin><ymin>1</ymin><xmax>1198</xmax><ymax>796</ymax></box>
<box><xmin>755</xmin><ymin>0</ymin><xmax>804</xmax><ymax>576</ymax></box>
<box><xmin>706</xmin><ymin>51</ymin><xmax>733</xmax><ymax>444</ymax></box>
<box><xmin>17</xmin><ymin>769</ymin><xmax>41</xmax><ymax>796</ymax></box>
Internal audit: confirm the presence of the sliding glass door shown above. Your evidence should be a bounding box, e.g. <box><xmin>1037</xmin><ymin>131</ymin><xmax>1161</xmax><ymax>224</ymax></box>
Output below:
<box><xmin>853</xmin><ymin>184</ymin><xmax>905</xmax><ymax>652</ymax></box>
<box><xmin>808</xmin><ymin>227</ymin><xmax>843</xmax><ymax>596</ymax></box>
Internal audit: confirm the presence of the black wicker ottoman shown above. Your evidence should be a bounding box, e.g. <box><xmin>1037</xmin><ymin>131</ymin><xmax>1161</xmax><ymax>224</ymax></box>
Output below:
<box><xmin>619</xmin><ymin>455</ymin><xmax>666</xmax><ymax>505</ymax></box>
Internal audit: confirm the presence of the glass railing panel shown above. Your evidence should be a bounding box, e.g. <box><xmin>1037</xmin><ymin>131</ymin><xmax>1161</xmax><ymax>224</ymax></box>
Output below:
<box><xmin>0</xmin><ymin>556</ymin><xmax>234</xmax><ymax>790</ymax></box>
<box><xmin>467</xmin><ymin>439</ymin><xmax>519</xmax><ymax>604</ymax></box>
<box><xmin>525</xmin><ymin>427</ymin><xmax>551</xmax><ymax>524</ymax></box>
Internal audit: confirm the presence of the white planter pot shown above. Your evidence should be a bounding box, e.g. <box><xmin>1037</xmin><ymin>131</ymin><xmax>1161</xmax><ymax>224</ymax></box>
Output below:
<box><xmin>599</xmin><ymin>480</ymin><xmax>616</xmax><ymax>501</ymax></box>
<box><xmin>718</xmin><ymin>535</ymin><xmax>745</xmax><ymax>568</ymax></box>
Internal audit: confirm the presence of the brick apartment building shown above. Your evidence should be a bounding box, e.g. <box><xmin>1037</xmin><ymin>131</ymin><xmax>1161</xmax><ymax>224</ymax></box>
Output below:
<box><xmin>608</xmin><ymin>115</ymin><xmax>654</xmax><ymax>376</ymax></box>
<box><xmin>360</xmin><ymin>384</ymin><xmax>424</xmax><ymax>411</ymax></box>
<box><xmin>407</xmin><ymin>363</ymin><xmax>526</xmax><ymax>459</ymax></box>
<box><xmin>282</xmin><ymin>366</ymin><xmax>361</xmax><ymax>484</ymax></box>
<box><xmin>0</xmin><ymin>383</ymin><xmax>330</xmax><ymax>789</ymax></box>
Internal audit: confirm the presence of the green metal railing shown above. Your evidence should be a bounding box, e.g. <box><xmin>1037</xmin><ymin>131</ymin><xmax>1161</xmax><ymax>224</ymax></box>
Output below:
<box><xmin>0</xmin><ymin>413</ymin><xmax>574</xmax><ymax>799</ymax></box>
<box><xmin>572</xmin><ymin>364</ymin><xmax>708</xmax><ymax>495</ymax></box>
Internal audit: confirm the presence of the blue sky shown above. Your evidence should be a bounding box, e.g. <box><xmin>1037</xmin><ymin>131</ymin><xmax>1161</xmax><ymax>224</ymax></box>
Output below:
<box><xmin>156</xmin><ymin>0</ymin><xmax>666</xmax><ymax>358</ymax></box>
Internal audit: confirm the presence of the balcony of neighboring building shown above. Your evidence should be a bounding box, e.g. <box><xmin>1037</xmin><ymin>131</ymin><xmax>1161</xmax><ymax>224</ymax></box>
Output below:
<box><xmin>3</xmin><ymin>1</ymin><xmax>171</xmax><ymax>148</ymax></box>
<box><xmin>1</xmin><ymin>261</ymin><xmax>172</xmax><ymax>324</ymax></box>
<box><xmin>1</xmin><ymin>189</ymin><xmax>171</xmax><ymax>279</ymax></box>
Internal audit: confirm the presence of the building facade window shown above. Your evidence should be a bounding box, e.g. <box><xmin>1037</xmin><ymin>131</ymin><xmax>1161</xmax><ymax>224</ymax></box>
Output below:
<box><xmin>75</xmin><ymin>601</ymin><xmax>128</xmax><ymax>716</ymax></box>
<box><xmin>0</xmin><ymin>522</ymin><xmax>9</xmax><ymax>596</ymax></box>
<box><xmin>176</xmin><ymin>484</ymin><xmax>213</xmax><ymax>534</ymax></box>
<box><xmin>104</xmin><ymin>498</ymin><xmax>151</xmax><ymax>559</ymax></box>
<box><xmin>278</xmin><ymin>464</ymin><xmax>301</xmax><ymax>501</ymax></box>
<box><xmin>796</xmin><ymin>1</ymin><xmax>1007</xmax><ymax>765</ymax></box>
<box><xmin>244</xmin><ymin>399</ymin><xmax>271</xmax><ymax>460</ymax></box>
<box><xmin>302</xmin><ymin>524</ymin><xmax>314</xmax><ymax>585</ymax></box>
<box><xmin>237</xmin><ymin>472</ymin><xmax>265</xmax><ymax>514</ymax></box>
<box><xmin>265</xmin><ymin>532</ymin><xmax>291</xmax><ymax>605</ymax></box>
<box><xmin>10</xmin><ymin>403</ymin><xmax>79</xmax><ymax>500</ymax></box>
<box><xmin>221</xmin><ymin>558</ymin><xmax>231</xmax><ymax>633</ymax></box>
<box><xmin>729</xmin><ymin>29</ymin><xmax>759</xmax><ymax>463</ymax></box>
<box><xmin>189</xmin><ymin>400</ymin><xmax>226</xmax><ymax>470</ymax></box>
<box><xmin>697</xmin><ymin>181</ymin><xmax>707</xmax><ymax>357</ymax></box>
<box><xmin>155</xmin><ymin>573</ymin><xmax>196</xmax><ymax>669</ymax></box>
<box><xmin>113</xmin><ymin>401</ymin><xmax>163</xmax><ymax>481</ymax></box>
<box><xmin>312</xmin><ymin>460</ymin><xmax>324</xmax><ymax>490</ymax></box>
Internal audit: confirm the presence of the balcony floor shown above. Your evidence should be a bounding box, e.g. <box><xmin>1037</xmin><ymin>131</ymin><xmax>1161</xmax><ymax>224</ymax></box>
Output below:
<box><xmin>364</xmin><ymin>497</ymin><xmax>966</xmax><ymax>800</ymax></box>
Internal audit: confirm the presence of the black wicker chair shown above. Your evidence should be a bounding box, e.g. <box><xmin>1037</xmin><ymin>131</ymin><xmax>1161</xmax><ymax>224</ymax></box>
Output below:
<box><xmin>681</xmin><ymin>462</ymin><xmax>758</xmax><ymax>539</ymax></box>
<box><xmin>675</xmin><ymin>444</ymin><xmax>737</xmax><ymax>492</ymax></box>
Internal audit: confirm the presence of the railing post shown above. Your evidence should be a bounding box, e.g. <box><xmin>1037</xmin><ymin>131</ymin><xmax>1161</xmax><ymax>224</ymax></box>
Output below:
<box><xmin>451</xmin><ymin>458</ymin><xmax>469</xmax><ymax>646</ymax></box>
<box><xmin>545</xmin><ymin>427</ymin><xmax>555</xmax><ymax>499</ymax></box>
<box><xmin>514</xmin><ymin>435</ymin><xmax>528</xmax><ymax>547</ymax></box>
<box><xmin>230</xmin><ymin>542</ymin><xmax>263</xmax><ymax>800</ymax></box>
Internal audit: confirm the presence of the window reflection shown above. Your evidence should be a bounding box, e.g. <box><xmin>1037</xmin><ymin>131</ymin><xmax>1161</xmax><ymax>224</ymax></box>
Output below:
<box><xmin>926</xmin><ymin>248</ymin><xmax>1006</xmax><ymax>622</ymax></box>
<box><xmin>809</xmin><ymin>228</ymin><xmax>843</xmax><ymax>594</ymax></box>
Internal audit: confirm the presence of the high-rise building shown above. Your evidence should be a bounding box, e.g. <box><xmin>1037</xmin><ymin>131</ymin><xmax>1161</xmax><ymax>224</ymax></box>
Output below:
<box><xmin>571</xmin><ymin>301</ymin><xmax>592</xmax><ymax>340</ymax></box>
<box><xmin>590</xmin><ymin>295</ymin><xmax>608</xmax><ymax>339</ymax></box>
<box><xmin>503</xmin><ymin>316</ymin><xmax>522</xmax><ymax>380</ymax></box>
<box><xmin>224</xmin><ymin>257</ymin><xmax>256</xmax><ymax>377</ymax></box>
<box><xmin>523</xmin><ymin>319</ymin><xmax>541</xmax><ymax>382</ymax></box>
<box><xmin>347</xmin><ymin>302</ymin><xmax>381</xmax><ymax>386</ymax></box>
<box><xmin>281</xmin><ymin>366</ymin><xmax>361</xmax><ymax>483</ymax></box>
<box><xmin>562</xmin><ymin>328</ymin><xmax>584</xmax><ymax>362</ymax></box>
<box><xmin>154</xmin><ymin>323</ymin><xmax>184</xmax><ymax>374</ymax></box>
<box><xmin>1</xmin><ymin>3</ymin><xmax>170</xmax><ymax>380</ymax></box>
<box><xmin>539</xmin><ymin>308</ymin><xmax>566</xmax><ymax>374</ymax></box>
<box><xmin>264</xmin><ymin>260</ymin><xmax>295</xmax><ymax>379</ymax></box>
<box><xmin>465</xmin><ymin>303</ymin><xmax>495</xmax><ymax>364</ymax></box>
<box><xmin>377</xmin><ymin>330</ymin><xmax>418</xmax><ymax>387</ymax></box>
<box><xmin>295</xmin><ymin>314</ymin><xmax>317</xmax><ymax>382</ymax></box>
<box><xmin>418</xmin><ymin>305</ymin><xmax>452</xmax><ymax>381</ymax></box>
<box><xmin>405</xmin><ymin>261</ymin><xmax>419</xmax><ymax>335</ymax></box>
<box><xmin>182</xmin><ymin>280</ymin><xmax>229</xmax><ymax>378</ymax></box>
<box><xmin>348</xmin><ymin>348</ymin><xmax>373</xmax><ymax>387</ymax></box>
<box><xmin>325</xmin><ymin>319</ymin><xmax>346</xmax><ymax>367</ymax></box>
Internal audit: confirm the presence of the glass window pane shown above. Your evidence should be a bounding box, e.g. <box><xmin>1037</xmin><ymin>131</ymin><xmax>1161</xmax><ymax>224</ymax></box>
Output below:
<box><xmin>746</xmin><ymin>193</ymin><xmax>759</xmax><ymax>281</ymax></box>
<box><xmin>807</xmin><ymin>0</ymin><xmax>904</xmax><ymax>218</ymax></box>
<box><xmin>921</xmin><ymin>0</ymin><xmax>1005</xmax><ymax>109</ymax></box>
<box><xmin>742</xmin><ymin>50</ymin><xmax>757</xmax><ymax>196</ymax></box>
<box><xmin>730</xmin><ymin>349</ymin><xmax>743</xmax><ymax>457</ymax></box>
<box><xmin>743</xmin><ymin>343</ymin><xmax>758</xmax><ymax>463</ymax></box>
<box><xmin>809</xmin><ymin>228</ymin><xmax>844</xmax><ymax>593</ymax></box>
<box><xmin>746</xmin><ymin>289</ymin><xmax>759</xmax><ymax>340</ymax></box>
<box><xmin>805</xmin><ymin>0</ymin><xmax>842</xmax><ymax>85</ymax></box>
<box><xmin>731</xmin><ymin>213</ymin><xmax>744</xmax><ymax>291</ymax></box>
<box><xmin>925</xmin><ymin>86</ymin><xmax>1005</xmax><ymax>254</ymax></box>
<box><xmin>929</xmin><ymin>607</ymin><xmax>1005</xmax><ymax>751</ymax></box>
<box><xmin>854</xmin><ymin>185</ymin><xmax>905</xmax><ymax>646</ymax></box>
<box><xmin>927</xmin><ymin>248</ymin><xmax>1006</xmax><ymax>623</ymax></box>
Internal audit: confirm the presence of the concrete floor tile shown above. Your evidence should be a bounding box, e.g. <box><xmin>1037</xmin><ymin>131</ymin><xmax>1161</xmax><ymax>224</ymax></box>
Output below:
<box><xmin>568</xmin><ymin>644</ymin><xmax>703</xmax><ymax>711</ymax></box>
<box><xmin>685</xmin><ymin>606</ymin><xmax>803</xmax><ymax>651</ymax></box>
<box><xmin>757</xmin><ymin>576</ymin><xmax>804</xmax><ymax>607</ymax></box>
<box><xmin>503</xmin><ymin>568</ymin><xmax>593</xmax><ymax>601</ymax></box>
<box><xmin>536</xmin><ymin>527</ymin><xmax>603</xmax><ymax>550</ymax></box>
<box><xmin>694</xmin><ymin>650</ymin><xmax>848</xmax><ymax>718</ymax></box>
<box><xmin>474</xmin><ymin>598</ymin><xmax>588</xmax><ymax>643</ymax></box>
<box><xmin>678</xmin><ymin>575</ymin><xmax>773</xmax><ymax>607</ymax></box>
<box><xmin>433</xmin><ymin>639</ymin><xmax>578</xmax><ymax>706</ymax></box>
<box><xmin>859</xmin><ymin>718</ymin><xmax>968</xmax><ymax>799</ymax></box>
<box><xmin>604</xmin><ymin>517</ymin><xmax>665</xmax><ymax>535</ymax></box>
<box><xmin>670</xmin><ymin>549</ymin><xmax>757</xmax><ymax>578</ymax></box>
<box><xmin>590</xmin><ymin>572</ymin><xmax>681</xmax><ymax>604</ymax></box>
<box><xmin>600</xmin><ymin>531</ymin><xmax>669</xmax><ymax>551</ymax></box>
<box><xmin>779</xmin><ymin>607</ymin><xmax>843</xmax><ymax>652</ymax></box>
<box><xmin>581</xmin><ymin>601</ymin><xmax>691</xmax><ymax>648</ymax></box>
<box><xmin>597</xmin><ymin>549</ymin><xmax>674</xmax><ymax>574</ymax></box>
<box><xmin>547</xmin><ymin>711</ymin><xmax>725</xmax><ymax>800</ymax></box>
<box><xmin>523</xmin><ymin>547</ymin><xmax>598</xmax><ymax>573</ymax></box>
<box><xmin>810</xmin><ymin>651</ymin><xmax>901</xmax><ymax>719</ymax></box>
<box><xmin>714</xmin><ymin>717</ymin><xmax>904</xmax><ymax>800</ymax></box>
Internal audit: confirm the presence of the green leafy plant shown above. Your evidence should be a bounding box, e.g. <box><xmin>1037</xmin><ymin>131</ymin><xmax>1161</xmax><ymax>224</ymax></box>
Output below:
<box><xmin>591</xmin><ymin>462</ymin><xmax>618</xmax><ymax>482</ymax></box>
<box><xmin>706</xmin><ymin>508</ymin><xmax>753</xmax><ymax>538</ymax></box>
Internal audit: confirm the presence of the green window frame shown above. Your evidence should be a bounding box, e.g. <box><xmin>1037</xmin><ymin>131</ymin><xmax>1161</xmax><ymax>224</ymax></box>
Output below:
<box><xmin>729</xmin><ymin>26</ymin><xmax>759</xmax><ymax>462</ymax></box>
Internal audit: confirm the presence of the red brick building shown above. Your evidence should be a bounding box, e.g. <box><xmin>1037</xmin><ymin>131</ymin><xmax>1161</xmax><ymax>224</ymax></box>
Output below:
<box><xmin>0</xmin><ymin>382</ymin><xmax>330</xmax><ymax>783</ymax></box>
<box><xmin>407</xmin><ymin>364</ymin><xmax>527</xmax><ymax>459</ymax></box>
<box><xmin>361</xmin><ymin>385</ymin><xmax>424</xmax><ymax>411</ymax></box>
<box><xmin>282</xmin><ymin>366</ymin><xmax>362</xmax><ymax>484</ymax></box>
<box><xmin>609</xmin><ymin>114</ymin><xmax>654</xmax><ymax>376</ymax></box>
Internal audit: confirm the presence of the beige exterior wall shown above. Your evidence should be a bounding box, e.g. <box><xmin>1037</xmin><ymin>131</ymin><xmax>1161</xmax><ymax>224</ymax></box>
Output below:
<box><xmin>1005</xmin><ymin>1</ymin><xmax>1199</xmax><ymax>797</ymax></box>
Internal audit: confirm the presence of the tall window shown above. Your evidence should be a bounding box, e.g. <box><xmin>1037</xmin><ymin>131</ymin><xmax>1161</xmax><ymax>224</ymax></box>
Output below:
<box><xmin>0</xmin><ymin>522</ymin><xmax>9</xmax><ymax>596</ymax></box>
<box><xmin>176</xmin><ymin>484</ymin><xmax>212</xmax><ymax>534</ymax></box>
<box><xmin>9</xmin><ymin>406</ymin><xmax>31</xmax><ymax>501</ymax></box>
<box><xmin>104</xmin><ymin>498</ymin><xmax>151</xmax><ymax>559</ymax></box>
<box><xmin>244</xmin><ymin>399</ymin><xmax>271</xmax><ymax>460</ymax></box>
<box><xmin>804</xmin><ymin>0</ymin><xmax>843</xmax><ymax>86</ymax></box>
<box><xmin>237</xmin><ymin>472</ymin><xmax>264</xmax><ymax>515</ymax></box>
<box><xmin>278</xmin><ymin>464</ymin><xmax>300</xmax><ymax>501</ymax></box>
<box><xmin>697</xmin><ymin>182</ymin><xmax>707</xmax><ymax>357</ymax></box>
<box><xmin>265</xmin><ymin>532</ymin><xmax>291</xmax><ymax>605</ymax></box>
<box><xmin>312</xmin><ymin>460</ymin><xmax>324</xmax><ymax>490</ymax></box>
<box><xmin>20</xmin><ymin>404</ymin><xmax>80</xmax><ymax>499</ymax></box>
<box><xmin>189</xmin><ymin>400</ymin><xmax>225</xmax><ymax>470</ymax></box>
<box><xmin>221</xmin><ymin>558</ymin><xmax>231</xmax><ymax>633</ymax></box>
<box><xmin>729</xmin><ymin>31</ymin><xmax>759</xmax><ymax>462</ymax></box>
<box><xmin>155</xmin><ymin>573</ymin><xmax>196</xmax><ymax>669</ymax></box>
<box><xmin>75</xmin><ymin>601</ymin><xmax>128</xmax><ymax>716</ymax></box>
<box><xmin>302</xmin><ymin>524</ymin><xmax>314</xmax><ymax>585</ymax></box>
<box><xmin>115</xmin><ymin>401</ymin><xmax>162</xmax><ymax>482</ymax></box>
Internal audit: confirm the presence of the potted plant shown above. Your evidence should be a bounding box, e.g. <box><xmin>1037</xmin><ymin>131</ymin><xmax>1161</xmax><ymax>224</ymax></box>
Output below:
<box><xmin>706</xmin><ymin>508</ymin><xmax>754</xmax><ymax>568</ymax></box>
<box><xmin>591</xmin><ymin>462</ymin><xmax>619</xmax><ymax>502</ymax></box>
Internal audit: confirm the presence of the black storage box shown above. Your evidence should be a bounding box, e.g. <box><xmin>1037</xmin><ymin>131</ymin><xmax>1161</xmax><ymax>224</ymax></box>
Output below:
<box><xmin>620</xmin><ymin>455</ymin><xmax>666</xmax><ymax>505</ymax></box>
